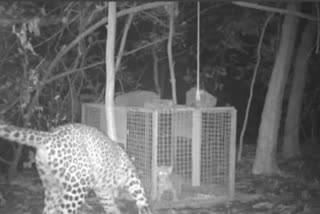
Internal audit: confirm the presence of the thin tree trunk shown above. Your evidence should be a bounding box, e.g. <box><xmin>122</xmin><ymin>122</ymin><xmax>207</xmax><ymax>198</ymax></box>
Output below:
<box><xmin>105</xmin><ymin>2</ymin><xmax>117</xmax><ymax>141</ymax></box>
<box><xmin>7</xmin><ymin>145</ymin><xmax>23</xmax><ymax>182</ymax></box>
<box><xmin>115</xmin><ymin>10</ymin><xmax>135</xmax><ymax>73</ymax></box>
<box><xmin>152</xmin><ymin>46</ymin><xmax>161</xmax><ymax>95</ymax></box>
<box><xmin>252</xmin><ymin>3</ymin><xmax>300</xmax><ymax>175</ymax></box>
<box><xmin>167</xmin><ymin>3</ymin><xmax>177</xmax><ymax>104</ymax></box>
<box><xmin>237</xmin><ymin>14</ymin><xmax>273</xmax><ymax>161</ymax></box>
<box><xmin>282</xmin><ymin>20</ymin><xmax>316</xmax><ymax>158</ymax></box>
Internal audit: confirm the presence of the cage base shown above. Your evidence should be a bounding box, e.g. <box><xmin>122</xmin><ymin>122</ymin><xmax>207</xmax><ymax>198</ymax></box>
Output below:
<box><xmin>153</xmin><ymin>195</ymin><xmax>229</xmax><ymax>210</ymax></box>
<box><xmin>153</xmin><ymin>184</ymin><xmax>230</xmax><ymax>210</ymax></box>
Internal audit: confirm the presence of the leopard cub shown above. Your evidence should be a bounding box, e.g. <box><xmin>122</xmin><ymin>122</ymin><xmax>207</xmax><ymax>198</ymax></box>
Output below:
<box><xmin>156</xmin><ymin>165</ymin><xmax>184</xmax><ymax>202</ymax></box>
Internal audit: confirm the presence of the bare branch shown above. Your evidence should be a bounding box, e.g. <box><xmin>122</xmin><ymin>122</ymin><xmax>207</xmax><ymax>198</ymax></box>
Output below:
<box><xmin>115</xmin><ymin>8</ymin><xmax>135</xmax><ymax>73</ymax></box>
<box><xmin>122</xmin><ymin>36</ymin><xmax>169</xmax><ymax>57</ymax></box>
<box><xmin>141</xmin><ymin>10</ymin><xmax>168</xmax><ymax>29</ymax></box>
<box><xmin>233</xmin><ymin>2</ymin><xmax>318</xmax><ymax>21</ymax></box>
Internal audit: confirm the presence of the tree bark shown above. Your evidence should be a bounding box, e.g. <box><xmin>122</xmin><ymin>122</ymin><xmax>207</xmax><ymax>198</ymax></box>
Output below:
<box><xmin>282</xmin><ymin>20</ymin><xmax>316</xmax><ymax>158</ymax></box>
<box><xmin>252</xmin><ymin>3</ymin><xmax>300</xmax><ymax>175</ymax></box>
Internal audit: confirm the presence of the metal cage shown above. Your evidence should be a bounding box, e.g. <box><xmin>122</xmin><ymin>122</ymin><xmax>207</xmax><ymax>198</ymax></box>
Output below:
<box><xmin>82</xmin><ymin>103</ymin><xmax>236</xmax><ymax>208</ymax></box>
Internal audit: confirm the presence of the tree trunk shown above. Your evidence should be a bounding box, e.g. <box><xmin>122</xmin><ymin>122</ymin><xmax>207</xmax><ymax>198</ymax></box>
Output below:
<box><xmin>152</xmin><ymin>46</ymin><xmax>161</xmax><ymax>95</ymax></box>
<box><xmin>7</xmin><ymin>144</ymin><xmax>23</xmax><ymax>182</ymax></box>
<box><xmin>282</xmin><ymin>21</ymin><xmax>316</xmax><ymax>158</ymax></box>
<box><xmin>105</xmin><ymin>2</ymin><xmax>117</xmax><ymax>141</ymax></box>
<box><xmin>167</xmin><ymin>2</ymin><xmax>177</xmax><ymax>104</ymax></box>
<box><xmin>252</xmin><ymin>3</ymin><xmax>300</xmax><ymax>175</ymax></box>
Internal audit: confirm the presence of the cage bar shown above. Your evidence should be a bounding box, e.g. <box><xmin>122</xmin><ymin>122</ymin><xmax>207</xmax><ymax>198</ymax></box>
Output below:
<box><xmin>191</xmin><ymin>109</ymin><xmax>201</xmax><ymax>186</ymax></box>
<box><xmin>151</xmin><ymin>109</ymin><xmax>158</xmax><ymax>201</ymax></box>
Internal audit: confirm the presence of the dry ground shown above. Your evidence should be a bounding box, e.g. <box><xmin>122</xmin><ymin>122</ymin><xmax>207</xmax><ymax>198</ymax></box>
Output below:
<box><xmin>0</xmin><ymin>144</ymin><xmax>320</xmax><ymax>214</ymax></box>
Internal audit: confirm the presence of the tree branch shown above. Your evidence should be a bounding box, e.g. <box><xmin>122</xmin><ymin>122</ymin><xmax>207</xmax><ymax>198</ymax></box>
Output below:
<box><xmin>233</xmin><ymin>2</ymin><xmax>318</xmax><ymax>21</ymax></box>
<box><xmin>115</xmin><ymin>7</ymin><xmax>135</xmax><ymax>73</ymax></box>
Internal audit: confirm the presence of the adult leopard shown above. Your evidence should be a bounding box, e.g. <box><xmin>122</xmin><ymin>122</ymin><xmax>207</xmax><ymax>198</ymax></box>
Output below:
<box><xmin>0</xmin><ymin>121</ymin><xmax>152</xmax><ymax>214</ymax></box>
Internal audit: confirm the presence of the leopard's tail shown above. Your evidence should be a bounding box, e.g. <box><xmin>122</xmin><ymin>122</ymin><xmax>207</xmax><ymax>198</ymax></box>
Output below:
<box><xmin>0</xmin><ymin>122</ymin><xmax>50</xmax><ymax>148</ymax></box>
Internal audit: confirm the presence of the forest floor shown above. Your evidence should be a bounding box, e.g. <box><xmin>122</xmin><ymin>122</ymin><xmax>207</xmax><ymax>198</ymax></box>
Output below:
<box><xmin>0</xmin><ymin>144</ymin><xmax>320</xmax><ymax>214</ymax></box>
